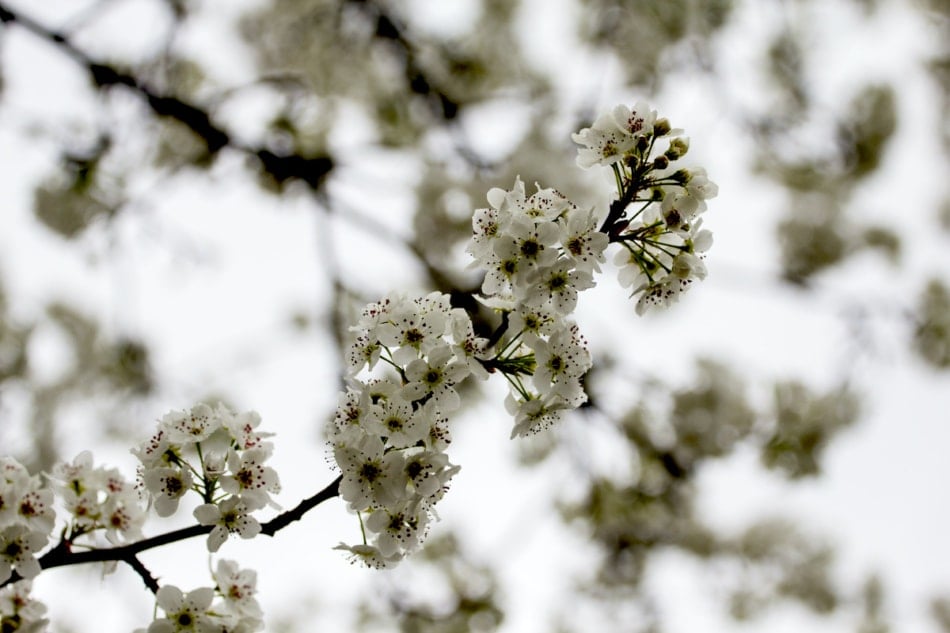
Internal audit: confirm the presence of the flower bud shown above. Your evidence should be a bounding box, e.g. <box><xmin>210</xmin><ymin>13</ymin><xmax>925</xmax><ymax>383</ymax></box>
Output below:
<box><xmin>670</xmin><ymin>169</ymin><xmax>690</xmax><ymax>185</ymax></box>
<box><xmin>654</xmin><ymin>118</ymin><xmax>671</xmax><ymax>136</ymax></box>
<box><xmin>665</xmin><ymin>137</ymin><xmax>689</xmax><ymax>160</ymax></box>
<box><xmin>653</xmin><ymin>155</ymin><xmax>669</xmax><ymax>170</ymax></box>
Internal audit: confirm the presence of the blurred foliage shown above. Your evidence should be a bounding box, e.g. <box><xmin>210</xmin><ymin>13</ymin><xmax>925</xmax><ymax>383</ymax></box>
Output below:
<box><xmin>856</xmin><ymin>575</ymin><xmax>890</xmax><ymax>633</ymax></box>
<box><xmin>32</xmin><ymin>136</ymin><xmax>121</xmax><ymax>239</ymax></box>
<box><xmin>553</xmin><ymin>358</ymin><xmax>867</xmax><ymax>628</ymax></box>
<box><xmin>769</xmin><ymin>85</ymin><xmax>899</xmax><ymax>284</ymax></box>
<box><xmin>357</xmin><ymin>532</ymin><xmax>503</xmax><ymax>633</ymax></box>
<box><xmin>728</xmin><ymin>519</ymin><xmax>837</xmax><ymax>619</ymax></box>
<box><xmin>0</xmin><ymin>293</ymin><xmax>152</xmax><ymax>474</ymax></box>
<box><xmin>913</xmin><ymin>278</ymin><xmax>950</xmax><ymax>369</ymax></box>
<box><xmin>939</xmin><ymin>199</ymin><xmax>950</xmax><ymax>233</ymax></box>
<box><xmin>240</xmin><ymin>0</ymin><xmax>544</xmax><ymax>148</ymax></box>
<box><xmin>578</xmin><ymin>0</ymin><xmax>733</xmax><ymax>87</ymax></box>
<box><xmin>761</xmin><ymin>381</ymin><xmax>859</xmax><ymax>479</ymax></box>
<box><xmin>0</xmin><ymin>282</ymin><xmax>30</xmax><ymax>384</ymax></box>
<box><xmin>932</xmin><ymin>594</ymin><xmax>950</xmax><ymax>632</ymax></box>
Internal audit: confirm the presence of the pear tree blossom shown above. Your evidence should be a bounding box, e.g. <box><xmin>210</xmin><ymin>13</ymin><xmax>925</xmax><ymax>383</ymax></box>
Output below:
<box><xmin>0</xmin><ymin>101</ymin><xmax>716</xmax><ymax>630</ymax></box>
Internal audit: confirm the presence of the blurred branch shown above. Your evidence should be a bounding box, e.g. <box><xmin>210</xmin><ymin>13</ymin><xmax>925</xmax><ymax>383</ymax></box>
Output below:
<box><xmin>0</xmin><ymin>2</ymin><xmax>334</xmax><ymax>190</ymax></box>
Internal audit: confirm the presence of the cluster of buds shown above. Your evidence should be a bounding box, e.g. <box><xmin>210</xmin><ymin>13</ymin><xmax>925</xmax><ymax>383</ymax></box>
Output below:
<box><xmin>572</xmin><ymin>102</ymin><xmax>717</xmax><ymax>314</ymax></box>
<box><xmin>132</xmin><ymin>403</ymin><xmax>280</xmax><ymax>553</ymax></box>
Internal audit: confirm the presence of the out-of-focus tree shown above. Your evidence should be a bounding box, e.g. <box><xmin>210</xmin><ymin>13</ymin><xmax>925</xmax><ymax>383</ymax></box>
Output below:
<box><xmin>0</xmin><ymin>0</ymin><xmax>947</xmax><ymax>631</ymax></box>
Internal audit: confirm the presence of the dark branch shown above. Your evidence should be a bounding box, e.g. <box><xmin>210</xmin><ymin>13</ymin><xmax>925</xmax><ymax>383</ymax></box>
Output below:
<box><xmin>0</xmin><ymin>2</ymin><xmax>332</xmax><ymax>189</ymax></box>
<box><xmin>0</xmin><ymin>475</ymin><xmax>341</xmax><ymax>589</ymax></box>
<box><xmin>260</xmin><ymin>474</ymin><xmax>341</xmax><ymax>536</ymax></box>
<box><xmin>126</xmin><ymin>556</ymin><xmax>161</xmax><ymax>595</ymax></box>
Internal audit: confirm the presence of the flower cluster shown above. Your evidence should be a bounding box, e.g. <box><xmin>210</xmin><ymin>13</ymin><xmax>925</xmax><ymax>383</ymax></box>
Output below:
<box><xmin>134</xmin><ymin>560</ymin><xmax>263</xmax><ymax>633</ymax></box>
<box><xmin>328</xmin><ymin>292</ymin><xmax>487</xmax><ymax>568</ymax></box>
<box><xmin>49</xmin><ymin>450</ymin><xmax>145</xmax><ymax>545</ymax></box>
<box><xmin>0</xmin><ymin>579</ymin><xmax>47</xmax><ymax>633</ymax></box>
<box><xmin>331</xmin><ymin>102</ymin><xmax>716</xmax><ymax>567</ymax></box>
<box><xmin>0</xmin><ymin>458</ymin><xmax>54</xmax><ymax>584</ymax></box>
<box><xmin>0</xmin><ymin>101</ymin><xmax>717</xmax><ymax>629</ymax></box>
<box><xmin>132</xmin><ymin>403</ymin><xmax>280</xmax><ymax>552</ymax></box>
<box><xmin>467</xmin><ymin>177</ymin><xmax>602</xmax><ymax>437</ymax></box>
<box><xmin>572</xmin><ymin>102</ymin><xmax>717</xmax><ymax>314</ymax></box>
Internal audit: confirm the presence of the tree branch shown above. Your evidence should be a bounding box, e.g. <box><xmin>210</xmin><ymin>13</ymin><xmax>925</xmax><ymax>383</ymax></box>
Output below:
<box><xmin>0</xmin><ymin>2</ymin><xmax>333</xmax><ymax>190</ymax></box>
<box><xmin>0</xmin><ymin>475</ymin><xmax>341</xmax><ymax>589</ymax></box>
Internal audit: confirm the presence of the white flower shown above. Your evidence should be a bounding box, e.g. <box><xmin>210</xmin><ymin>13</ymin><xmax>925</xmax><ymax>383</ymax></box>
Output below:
<box><xmin>162</xmin><ymin>403</ymin><xmax>219</xmax><ymax>445</ymax></box>
<box><xmin>365</xmin><ymin>501</ymin><xmax>429</xmax><ymax>557</ymax></box>
<box><xmin>326</xmin><ymin>385</ymin><xmax>373</xmax><ymax>446</ymax></box>
<box><xmin>101</xmin><ymin>490</ymin><xmax>146</xmax><ymax>544</ymax></box>
<box><xmin>347</xmin><ymin>332</ymin><xmax>382</xmax><ymax>375</ymax></box>
<box><xmin>571</xmin><ymin>111</ymin><xmax>637</xmax><ymax>169</ymax></box>
<box><xmin>214</xmin><ymin>560</ymin><xmax>263</xmax><ymax>620</ymax></box>
<box><xmin>49</xmin><ymin>451</ymin><xmax>98</xmax><ymax>499</ymax></box>
<box><xmin>560</xmin><ymin>208</ymin><xmax>609</xmax><ymax>273</ymax></box>
<box><xmin>506</xmin><ymin>393</ymin><xmax>572</xmax><ymax>439</ymax></box>
<box><xmin>13</xmin><ymin>489</ymin><xmax>55</xmax><ymax>536</ymax></box>
<box><xmin>0</xmin><ymin>458</ymin><xmax>33</xmax><ymax>489</ymax></box>
<box><xmin>364</xmin><ymin>393</ymin><xmax>427</xmax><ymax>449</ymax></box>
<box><xmin>611</xmin><ymin>102</ymin><xmax>656</xmax><ymax>139</ymax></box>
<box><xmin>0</xmin><ymin>525</ymin><xmax>47</xmax><ymax>583</ymax></box>
<box><xmin>143</xmin><ymin>467</ymin><xmax>194</xmax><ymax>518</ymax></box>
<box><xmin>220</xmin><ymin>449</ymin><xmax>280</xmax><ymax>511</ymax></box>
<box><xmin>131</xmin><ymin>428</ymin><xmax>172</xmax><ymax>469</ymax></box>
<box><xmin>334</xmin><ymin>542</ymin><xmax>402</xmax><ymax>569</ymax></box>
<box><xmin>375</xmin><ymin>295</ymin><xmax>449</xmax><ymax>365</ymax></box>
<box><xmin>0</xmin><ymin>580</ymin><xmax>48</xmax><ymax>633</ymax></box>
<box><xmin>448</xmin><ymin>309</ymin><xmax>490</xmax><ymax>379</ymax></box>
<box><xmin>194</xmin><ymin>498</ymin><xmax>261</xmax><ymax>552</ymax></box>
<box><xmin>508</xmin><ymin>304</ymin><xmax>560</xmax><ymax>343</ymax></box>
<box><xmin>684</xmin><ymin>167</ymin><xmax>718</xmax><ymax>201</ymax></box>
<box><xmin>403</xmin><ymin>344</ymin><xmax>468</xmax><ymax>411</ymax></box>
<box><xmin>660</xmin><ymin>191</ymin><xmax>701</xmax><ymax>231</ymax></box>
<box><xmin>496</xmin><ymin>216</ymin><xmax>560</xmax><ymax>275</ymax></box>
<box><xmin>395</xmin><ymin>448</ymin><xmax>458</xmax><ymax>502</ymax></box>
<box><xmin>531</xmin><ymin>326</ymin><xmax>591</xmax><ymax>389</ymax></box>
<box><xmin>218</xmin><ymin>406</ymin><xmax>273</xmax><ymax>452</ymax></box>
<box><xmin>149</xmin><ymin>585</ymin><xmax>215</xmax><ymax>633</ymax></box>
<box><xmin>336</xmin><ymin>435</ymin><xmax>392</xmax><ymax>511</ymax></box>
<box><xmin>467</xmin><ymin>205</ymin><xmax>501</xmax><ymax>265</ymax></box>
<box><xmin>522</xmin><ymin>259</ymin><xmax>596</xmax><ymax>315</ymax></box>
<box><xmin>517</xmin><ymin>183</ymin><xmax>573</xmax><ymax>223</ymax></box>
<box><xmin>481</xmin><ymin>239</ymin><xmax>525</xmax><ymax>297</ymax></box>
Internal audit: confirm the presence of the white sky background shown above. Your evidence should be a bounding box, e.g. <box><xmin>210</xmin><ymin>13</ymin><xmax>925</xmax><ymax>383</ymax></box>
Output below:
<box><xmin>0</xmin><ymin>0</ymin><xmax>949</xmax><ymax>632</ymax></box>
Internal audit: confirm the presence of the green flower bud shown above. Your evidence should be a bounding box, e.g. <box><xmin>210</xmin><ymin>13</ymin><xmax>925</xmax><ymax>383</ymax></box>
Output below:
<box><xmin>665</xmin><ymin>137</ymin><xmax>690</xmax><ymax>160</ymax></box>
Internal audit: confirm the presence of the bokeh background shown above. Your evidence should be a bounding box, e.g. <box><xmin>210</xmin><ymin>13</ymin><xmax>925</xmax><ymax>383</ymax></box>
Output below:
<box><xmin>0</xmin><ymin>0</ymin><xmax>949</xmax><ymax>631</ymax></box>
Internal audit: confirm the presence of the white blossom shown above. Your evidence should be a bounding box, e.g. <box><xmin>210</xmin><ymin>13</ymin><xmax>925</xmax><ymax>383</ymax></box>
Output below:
<box><xmin>194</xmin><ymin>498</ymin><xmax>261</xmax><ymax>552</ymax></box>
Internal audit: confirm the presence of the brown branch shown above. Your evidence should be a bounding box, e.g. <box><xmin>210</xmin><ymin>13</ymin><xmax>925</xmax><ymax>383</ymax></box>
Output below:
<box><xmin>260</xmin><ymin>474</ymin><xmax>341</xmax><ymax>536</ymax></box>
<box><xmin>126</xmin><ymin>555</ymin><xmax>161</xmax><ymax>595</ymax></box>
<box><xmin>0</xmin><ymin>475</ymin><xmax>341</xmax><ymax>589</ymax></box>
